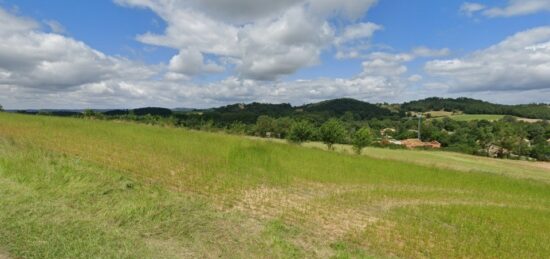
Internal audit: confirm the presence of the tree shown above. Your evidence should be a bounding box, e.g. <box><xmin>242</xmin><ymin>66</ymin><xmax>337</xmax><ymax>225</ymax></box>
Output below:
<box><xmin>352</xmin><ymin>126</ymin><xmax>373</xmax><ymax>154</ymax></box>
<box><xmin>288</xmin><ymin>120</ymin><xmax>314</xmax><ymax>144</ymax></box>
<box><xmin>227</xmin><ymin>122</ymin><xmax>248</xmax><ymax>135</ymax></box>
<box><xmin>0</xmin><ymin>104</ymin><xmax>3</xmax><ymax>112</ymax></box>
<box><xmin>319</xmin><ymin>119</ymin><xmax>346</xmax><ymax>150</ymax></box>
<box><xmin>531</xmin><ymin>143</ymin><xmax>550</xmax><ymax>161</ymax></box>
<box><xmin>83</xmin><ymin>109</ymin><xmax>97</xmax><ymax>118</ymax></box>
<box><xmin>273</xmin><ymin>117</ymin><xmax>293</xmax><ymax>138</ymax></box>
<box><xmin>255</xmin><ymin>115</ymin><xmax>275</xmax><ymax>137</ymax></box>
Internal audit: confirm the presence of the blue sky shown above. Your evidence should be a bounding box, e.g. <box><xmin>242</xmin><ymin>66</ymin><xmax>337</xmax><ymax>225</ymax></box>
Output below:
<box><xmin>0</xmin><ymin>0</ymin><xmax>549</xmax><ymax>109</ymax></box>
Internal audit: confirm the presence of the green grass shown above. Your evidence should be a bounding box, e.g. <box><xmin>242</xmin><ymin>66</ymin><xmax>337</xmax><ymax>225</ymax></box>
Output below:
<box><xmin>297</xmin><ymin>142</ymin><xmax>550</xmax><ymax>183</ymax></box>
<box><xmin>431</xmin><ymin>113</ymin><xmax>542</xmax><ymax>123</ymax></box>
<box><xmin>447</xmin><ymin>114</ymin><xmax>505</xmax><ymax>121</ymax></box>
<box><xmin>0</xmin><ymin>112</ymin><xmax>549</xmax><ymax>258</ymax></box>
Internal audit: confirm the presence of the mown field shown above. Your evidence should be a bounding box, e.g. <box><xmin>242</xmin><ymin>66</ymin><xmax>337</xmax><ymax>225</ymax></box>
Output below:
<box><xmin>0</xmin><ymin>112</ymin><xmax>549</xmax><ymax>258</ymax></box>
<box><xmin>429</xmin><ymin>113</ymin><xmax>542</xmax><ymax>122</ymax></box>
<box><xmin>446</xmin><ymin>114</ymin><xmax>505</xmax><ymax>121</ymax></box>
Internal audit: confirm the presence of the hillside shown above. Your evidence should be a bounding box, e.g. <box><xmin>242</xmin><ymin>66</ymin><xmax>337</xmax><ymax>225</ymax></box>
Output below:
<box><xmin>298</xmin><ymin>98</ymin><xmax>394</xmax><ymax>119</ymax></box>
<box><xmin>402</xmin><ymin>97</ymin><xmax>550</xmax><ymax>120</ymax></box>
<box><xmin>0</xmin><ymin>113</ymin><xmax>549</xmax><ymax>258</ymax></box>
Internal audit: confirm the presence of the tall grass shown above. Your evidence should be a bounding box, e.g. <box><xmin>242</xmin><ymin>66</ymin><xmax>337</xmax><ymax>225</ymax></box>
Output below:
<box><xmin>0</xmin><ymin>113</ymin><xmax>549</xmax><ymax>258</ymax></box>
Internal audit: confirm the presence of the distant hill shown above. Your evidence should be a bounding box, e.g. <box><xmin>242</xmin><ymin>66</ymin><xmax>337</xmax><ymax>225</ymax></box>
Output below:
<box><xmin>402</xmin><ymin>97</ymin><xmax>550</xmax><ymax>120</ymax></box>
<box><xmin>299</xmin><ymin>98</ymin><xmax>394</xmax><ymax>119</ymax></box>
<box><xmin>214</xmin><ymin>102</ymin><xmax>294</xmax><ymax>117</ymax></box>
<box><xmin>9</xmin><ymin>97</ymin><xmax>548</xmax><ymax>121</ymax></box>
<box><xmin>103</xmin><ymin>107</ymin><xmax>173</xmax><ymax>117</ymax></box>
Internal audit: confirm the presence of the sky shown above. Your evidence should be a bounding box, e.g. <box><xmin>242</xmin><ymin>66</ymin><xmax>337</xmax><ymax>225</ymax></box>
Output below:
<box><xmin>0</xmin><ymin>0</ymin><xmax>549</xmax><ymax>109</ymax></box>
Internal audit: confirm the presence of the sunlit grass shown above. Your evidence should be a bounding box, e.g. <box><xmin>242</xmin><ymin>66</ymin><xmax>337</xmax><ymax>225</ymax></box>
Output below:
<box><xmin>447</xmin><ymin>114</ymin><xmax>505</xmax><ymax>121</ymax></box>
<box><xmin>0</xmin><ymin>113</ymin><xmax>549</xmax><ymax>258</ymax></box>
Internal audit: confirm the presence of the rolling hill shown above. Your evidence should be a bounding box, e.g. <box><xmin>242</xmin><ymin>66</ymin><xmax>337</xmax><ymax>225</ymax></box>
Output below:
<box><xmin>402</xmin><ymin>97</ymin><xmax>550</xmax><ymax>120</ymax></box>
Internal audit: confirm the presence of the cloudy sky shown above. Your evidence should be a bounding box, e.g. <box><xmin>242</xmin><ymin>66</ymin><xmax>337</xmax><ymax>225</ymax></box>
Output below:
<box><xmin>0</xmin><ymin>0</ymin><xmax>549</xmax><ymax>109</ymax></box>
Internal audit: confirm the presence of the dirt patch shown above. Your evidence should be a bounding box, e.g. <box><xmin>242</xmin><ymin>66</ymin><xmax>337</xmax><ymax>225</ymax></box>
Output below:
<box><xmin>232</xmin><ymin>184</ymin><xmax>379</xmax><ymax>239</ymax></box>
<box><xmin>516</xmin><ymin>117</ymin><xmax>542</xmax><ymax>123</ymax></box>
<box><xmin>231</xmin><ymin>183</ymin><xmax>465</xmax><ymax>240</ymax></box>
<box><xmin>529</xmin><ymin>161</ymin><xmax>550</xmax><ymax>170</ymax></box>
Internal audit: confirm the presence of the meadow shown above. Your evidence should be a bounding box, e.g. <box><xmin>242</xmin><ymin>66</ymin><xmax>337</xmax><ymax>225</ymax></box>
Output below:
<box><xmin>0</xmin><ymin>112</ymin><xmax>549</xmax><ymax>258</ymax></box>
<box><xmin>302</xmin><ymin>142</ymin><xmax>550</xmax><ymax>183</ymax></box>
<box><xmin>446</xmin><ymin>114</ymin><xmax>505</xmax><ymax>121</ymax></box>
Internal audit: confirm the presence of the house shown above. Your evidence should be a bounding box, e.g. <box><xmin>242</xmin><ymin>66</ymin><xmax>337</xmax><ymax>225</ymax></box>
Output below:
<box><xmin>389</xmin><ymin>139</ymin><xmax>402</xmax><ymax>145</ymax></box>
<box><xmin>380</xmin><ymin>128</ymin><xmax>396</xmax><ymax>136</ymax></box>
<box><xmin>487</xmin><ymin>144</ymin><xmax>509</xmax><ymax>158</ymax></box>
<box><xmin>401</xmin><ymin>139</ymin><xmax>441</xmax><ymax>149</ymax></box>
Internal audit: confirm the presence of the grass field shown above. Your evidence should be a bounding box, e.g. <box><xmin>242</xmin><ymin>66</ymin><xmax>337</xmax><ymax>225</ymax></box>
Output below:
<box><xmin>446</xmin><ymin>114</ymin><xmax>506</xmax><ymax>121</ymax></box>
<box><xmin>301</xmin><ymin>142</ymin><xmax>550</xmax><ymax>183</ymax></box>
<box><xmin>432</xmin><ymin>113</ymin><xmax>543</xmax><ymax>122</ymax></box>
<box><xmin>1</xmin><ymin>112</ymin><xmax>549</xmax><ymax>258</ymax></box>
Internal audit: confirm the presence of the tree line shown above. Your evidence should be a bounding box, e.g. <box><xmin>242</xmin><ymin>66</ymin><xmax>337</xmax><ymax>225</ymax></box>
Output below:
<box><xmin>5</xmin><ymin>97</ymin><xmax>549</xmax><ymax>161</ymax></box>
<box><xmin>79</xmin><ymin>110</ymin><xmax>549</xmax><ymax>161</ymax></box>
<box><xmin>402</xmin><ymin>97</ymin><xmax>550</xmax><ymax>120</ymax></box>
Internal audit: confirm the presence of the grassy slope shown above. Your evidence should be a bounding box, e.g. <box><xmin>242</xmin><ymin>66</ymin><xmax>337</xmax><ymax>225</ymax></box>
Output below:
<box><xmin>298</xmin><ymin>142</ymin><xmax>550</xmax><ymax>183</ymax></box>
<box><xmin>0</xmin><ymin>113</ymin><xmax>549</xmax><ymax>258</ymax></box>
<box><xmin>435</xmin><ymin>113</ymin><xmax>542</xmax><ymax>122</ymax></box>
<box><xmin>447</xmin><ymin>114</ymin><xmax>505</xmax><ymax>121</ymax></box>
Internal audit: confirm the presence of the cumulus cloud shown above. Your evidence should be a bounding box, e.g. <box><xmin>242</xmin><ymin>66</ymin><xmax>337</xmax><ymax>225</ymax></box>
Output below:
<box><xmin>115</xmin><ymin>0</ymin><xmax>379</xmax><ymax>80</ymax></box>
<box><xmin>0</xmin><ymin>3</ymin><xmax>412</xmax><ymax>109</ymax></box>
<box><xmin>0</xmin><ymin>7</ymin><xmax>158</xmax><ymax>95</ymax></box>
<box><xmin>425</xmin><ymin>26</ymin><xmax>550</xmax><ymax>92</ymax></box>
<box><xmin>0</xmin><ymin>8</ymin><xmax>38</xmax><ymax>33</ymax></box>
<box><xmin>168</xmin><ymin>49</ymin><xmax>224</xmax><ymax>77</ymax></box>
<box><xmin>463</xmin><ymin>0</ymin><xmax>550</xmax><ymax>17</ymax></box>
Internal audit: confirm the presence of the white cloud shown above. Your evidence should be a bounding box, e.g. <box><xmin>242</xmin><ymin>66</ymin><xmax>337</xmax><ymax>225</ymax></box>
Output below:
<box><xmin>0</xmin><ymin>8</ymin><xmax>38</xmax><ymax>34</ymax></box>
<box><xmin>408</xmin><ymin>75</ymin><xmax>423</xmax><ymax>82</ymax></box>
<box><xmin>169</xmin><ymin>49</ymin><xmax>224</xmax><ymax>77</ymax></box>
<box><xmin>335</xmin><ymin>22</ymin><xmax>382</xmax><ymax>45</ymax></box>
<box><xmin>115</xmin><ymin>0</ymin><xmax>379</xmax><ymax>80</ymax></box>
<box><xmin>485</xmin><ymin>0</ymin><xmax>550</xmax><ymax>17</ymax></box>
<box><xmin>412</xmin><ymin>47</ymin><xmax>450</xmax><ymax>57</ymax></box>
<box><xmin>237</xmin><ymin>6</ymin><xmax>333</xmax><ymax>80</ymax></box>
<box><xmin>44</xmin><ymin>20</ymin><xmax>66</xmax><ymax>34</ymax></box>
<box><xmin>0</xmin><ymin>8</ymin><xmax>158</xmax><ymax>92</ymax></box>
<box><xmin>460</xmin><ymin>2</ymin><xmax>486</xmax><ymax>16</ymax></box>
<box><xmin>425</xmin><ymin>26</ymin><xmax>550</xmax><ymax>92</ymax></box>
<box><xmin>361</xmin><ymin>52</ymin><xmax>412</xmax><ymax>77</ymax></box>
<box><xmin>0</xmin><ymin>3</ymin><xmax>411</xmax><ymax>109</ymax></box>
<box><xmin>309</xmin><ymin>0</ymin><xmax>378</xmax><ymax>20</ymax></box>
<box><xmin>463</xmin><ymin>0</ymin><xmax>550</xmax><ymax>17</ymax></box>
